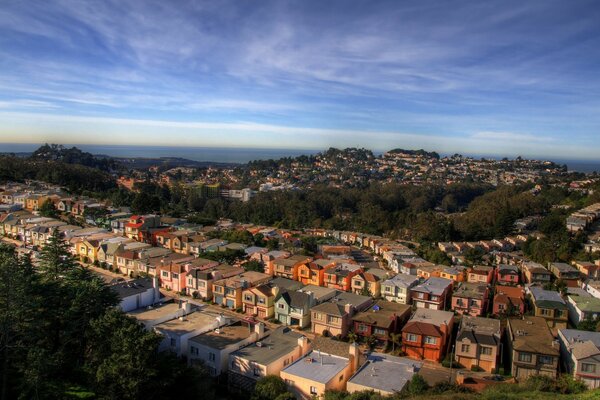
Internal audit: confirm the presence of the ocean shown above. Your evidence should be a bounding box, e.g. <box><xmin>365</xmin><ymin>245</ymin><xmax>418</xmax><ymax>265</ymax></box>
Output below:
<box><xmin>0</xmin><ymin>143</ymin><xmax>598</xmax><ymax>173</ymax></box>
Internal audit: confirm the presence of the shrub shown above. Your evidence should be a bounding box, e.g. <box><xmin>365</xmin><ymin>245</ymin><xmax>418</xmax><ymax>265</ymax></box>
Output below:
<box><xmin>406</xmin><ymin>374</ymin><xmax>429</xmax><ymax>396</ymax></box>
<box><xmin>521</xmin><ymin>375</ymin><xmax>555</xmax><ymax>392</ymax></box>
<box><xmin>441</xmin><ymin>354</ymin><xmax>462</xmax><ymax>368</ymax></box>
<box><xmin>554</xmin><ymin>374</ymin><xmax>587</xmax><ymax>394</ymax></box>
<box><xmin>471</xmin><ymin>365</ymin><xmax>484</xmax><ymax>372</ymax></box>
<box><xmin>192</xmin><ymin>291</ymin><xmax>199</xmax><ymax>299</ymax></box>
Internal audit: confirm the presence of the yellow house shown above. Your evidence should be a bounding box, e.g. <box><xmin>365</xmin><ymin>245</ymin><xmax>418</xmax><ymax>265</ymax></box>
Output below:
<box><xmin>77</xmin><ymin>239</ymin><xmax>100</xmax><ymax>263</ymax></box>
<box><xmin>280</xmin><ymin>338</ymin><xmax>360</xmax><ymax>399</ymax></box>
<box><xmin>25</xmin><ymin>195</ymin><xmax>49</xmax><ymax>211</ymax></box>
<box><xmin>351</xmin><ymin>272</ymin><xmax>381</xmax><ymax>297</ymax></box>
<box><xmin>440</xmin><ymin>266</ymin><xmax>467</xmax><ymax>283</ymax></box>
<box><xmin>242</xmin><ymin>284</ymin><xmax>280</xmax><ymax>319</ymax></box>
<box><xmin>213</xmin><ymin>271</ymin><xmax>271</xmax><ymax>310</ymax></box>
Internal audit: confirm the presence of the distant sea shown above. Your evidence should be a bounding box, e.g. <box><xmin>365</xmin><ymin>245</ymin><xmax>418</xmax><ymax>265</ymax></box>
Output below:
<box><xmin>0</xmin><ymin>143</ymin><xmax>598</xmax><ymax>173</ymax></box>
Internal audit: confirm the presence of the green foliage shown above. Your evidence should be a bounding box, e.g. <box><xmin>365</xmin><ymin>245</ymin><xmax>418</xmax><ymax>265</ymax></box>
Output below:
<box><xmin>577</xmin><ymin>318</ymin><xmax>600</xmax><ymax>332</ymax></box>
<box><xmin>244</xmin><ymin>260</ymin><xmax>265</xmax><ymax>273</ymax></box>
<box><xmin>208</xmin><ymin>229</ymin><xmax>255</xmax><ymax>245</ymax></box>
<box><xmin>406</xmin><ymin>374</ymin><xmax>429</xmax><ymax>396</ymax></box>
<box><xmin>39</xmin><ymin>198</ymin><xmax>59</xmax><ymax>218</ymax></box>
<box><xmin>202</xmin><ymin>249</ymin><xmax>246</xmax><ymax>264</ymax></box>
<box><xmin>252</xmin><ymin>375</ymin><xmax>293</xmax><ymax>400</ymax></box>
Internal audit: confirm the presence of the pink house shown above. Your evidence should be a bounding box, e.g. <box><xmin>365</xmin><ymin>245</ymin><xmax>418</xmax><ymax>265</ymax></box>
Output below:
<box><xmin>157</xmin><ymin>261</ymin><xmax>193</xmax><ymax>293</ymax></box>
<box><xmin>451</xmin><ymin>282</ymin><xmax>489</xmax><ymax>316</ymax></box>
<box><xmin>467</xmin><ymin>266</ymin><xmax>494</xmax><ymax>284</ymax></box>
<box><xmin>496</xmin><ymin>264</ymin><xmax>519</xmax><ymax>285</ymax></box>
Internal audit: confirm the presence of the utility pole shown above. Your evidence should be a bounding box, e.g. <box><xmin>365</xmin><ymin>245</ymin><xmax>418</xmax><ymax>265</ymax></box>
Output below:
<box><xmin>449</xmin><ymin>344</ymin><xmax>455</xmax><ymax>383</ymax></box>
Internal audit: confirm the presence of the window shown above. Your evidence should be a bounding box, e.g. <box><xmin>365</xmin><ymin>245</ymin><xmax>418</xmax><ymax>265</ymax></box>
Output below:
<box><xmin>190</xmin><ymin>346</ymin><xmax>199</xmax><ymax>356</ymax></box>
<box><xmin>314</xmin><ymin>312</ymin><xmax>323</xmax><ymax>321</ymax></box>
<box><xmin>253</xmin><ymin>368</ymin><xmax>261</xmax><ymax>377</ymax></box>
<box><xmin>539</xmin><ymin>355</ymin><xmax>553</xmax><ymax>365</ymax></box>
<box><xmin>172</xmin><ymin>273</ymin><xmax>178</xmax><ymax>279</ymax></box>
<box><xmin>162</xmin><ymin>271</ymin><xmax>169</xmax><ymax>278</ymax></box>
<box><xmin>374</xmin><ymin>328</ymin><xmax>386</xmax><ymax>336</ymax></box>
<box><xmin>258</xmin><ymin>298</ymin><xmax>266</xmax><ymax>305</ymax></box>
<box><xmin>540</xmin><ymin>308</ymin><xmax>551</xmax><ymax>316</ymax></box>
<box><xmin>582</xmin><ymin>363</ymin><xmax>597</xmax><ymax>373</ymax></box>
<box><xmin>170</xmin><ymin>338</ymin><xmax>176</xmax><ymax>347</ymax></box>
<box><xmin>357</xmin><ymin>324</ymin><xmax>368</xmax><ymax>333</ymax></box>
<box><xmin>461</xmin><ymin>344</ymin><xmax>470</xmax><ymax>352</ymax></box>
<box><xmin>339</xmin><ymin>374</ymin><xmax>344</xmax><ymax>382</ymax></box>
<box><xmin>498</xmin><ymin>304</ymin><xmax>505</xmax><ymax>310</ymax></box>
<box><xmin>209</xmin><ymin>352</ymin><xmax>216</xmax><ymax>361</ymax></box>
<box><xmin>518</xmin><ymin>352</ymin><xmax>532</xmax><ymax>363</ymax></box>
<box><xmin>355</xmin><ymin>281</ymin><xmax>362</xmax><ymax>287</ymax></box>
<box><xmin>406</xmin><ymin>333</ymin><xmax>417</xmax><ymax>342</ymax></box>
<box><xmin>424</xmin><ymin>336</ymin><xmax>437</xmax><ymax>345</ymax></box>
<box><xmin>244</xmin><ymin>295</ymin><xmax>253</xmax><ymax>302</ymax></box>
<box><xmin>284</xmin><ymin>358</ymin><xmax>290</xmax><ymax>367</ymax></box>
<box><xmin>418</xmin><ymin>292</ymin><xmax>424</xmax><ymax>299</ymax></box>
<box><xmin>386</xmin><ymin>287</ymin><xmax>392</xmax><ymax>293</ymax></box>
<box><xmin>278</xmin><ymin>303</ymin><xmax>285</xmax><ymax>309</ymax></box>
<box><xmin>431</xmin><ymin>296</ymin><xmax>439</xmax><ymax>301</ymax></box>
<box><xmin>310</xmin><ymin>386</ymin><xmax>318</xmax><ymax>395</ymax></box>
<box><xmin>481</xmin><ymin>347</ymin><xmax>492</xmax><ymax>355</ymax></box>
<box><xmin>327</xmin><ymin>316</ymin><xmax>340</xmax><ymax>324</ymax></box>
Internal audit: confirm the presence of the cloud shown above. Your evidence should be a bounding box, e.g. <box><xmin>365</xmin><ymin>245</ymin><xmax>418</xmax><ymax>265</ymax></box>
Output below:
<box><xmin>471</xmin><ymin>131</ymin><xmax>556</xmax><ymax>143</ymax></box>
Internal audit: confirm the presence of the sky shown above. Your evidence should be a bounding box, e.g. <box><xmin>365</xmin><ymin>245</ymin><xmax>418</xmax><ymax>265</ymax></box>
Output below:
<box><xmin>1</xmin><ymin>0</ymin><xmax>600</xmax><ymax>159</ymax></box>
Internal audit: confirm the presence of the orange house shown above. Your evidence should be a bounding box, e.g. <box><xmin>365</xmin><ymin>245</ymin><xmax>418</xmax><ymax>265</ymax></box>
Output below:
<box><xmin>298</xmin><ymin>259</ymin><xmax>338</xmax><ymax>286</ymax></box>
<box><xmin>272</xmin><ymin>255</ymin><xmax>313</xmax><ymax>280</ymax></box>
<box><xmin>402</xmin><ymin>309</ymin><xmax>454</xmax><ymax>362</ymax></box>
<box><xmin>323</xmin><ymin>263</ymin><xmax>364</xmax><ymax>292</ymax></box>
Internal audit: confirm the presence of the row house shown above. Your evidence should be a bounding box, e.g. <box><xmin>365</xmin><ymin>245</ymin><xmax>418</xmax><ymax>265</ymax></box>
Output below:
<box><xmin>507</xmin><ymin>316</ymin><xmax>559</xmax><ymax>380</ymax></box>
<box><xmin>188</xmin><ymin>238</ymin><xmax>228</xmax><ymax>255</ymax></box>
<box><xmin>156</xmin><ymin>230</ymin><xmax>203</xmax><ymax>254</ymax></box>
<box><xmin>583</xmin><ymin>280</ymin><xmax>600</xmax><ymax>299</ymax></box>
<box><xmin>212</xmin><ymin>271</ymin><xmax>271</xmax><ymax>310</ymax></box>
<box><xmin>115</xmin><ymin>244</ymin><xmax>161</xmax><ymax>275</ymax></box>
<box><xmin>416</xmin><ymin>264</ymin><xmax>443</xmax><ymax>279</ymax></box>
<box><xmin>381</xmin><ymin>274</ymin><xmax>420</xmax><ymax>304</ymax></box>
<box><xmin>451</xmin><ymin>282</ymin><xmax>489</xmax><ymax>316</ymax></box>
<box><xmin>497</xmin><ymin>264</ymin><xmax>520</xmax><ymax>285</ymax></box>
<box><xmin>135</xmin><ymin>249</ymin><xmax>189</xmax><ymax>277</ymax></box>
<box><xmin>323</xmin><ymin>263</ymin><xmax>363</xmax><ymax>292</ymax></box>
<box><xmin>243</xmin><ymin>278</ymin><xmax>303</xmax><ymax>319</ymax></box>
<box><xmin>574</xmin><ymin>261</ymin><xmax>600</xmax><ymax>281</ymax></box>
<box><xmin>298</xmin><ymin>259</ymin><xmax>336</xmax><ymax>286</ymax></box>
<box><xmin>254</xmin><ymin>250</ymin><xmax>290</xmax><ymax>274</ymax></box>
<box><xmin>351</xmin><ymin>271</ymin><xmax>383</xmax><ymax>297</ymax></box>
<box><xmin>411</xmin><ymin>277</ymin><xmax>453</xmax><ymax>310</ymax></box>
<box><xmin>275</xmin><ymin>285</ymin><xmax>337</xmax><ymax>328</ymax></box>
<box><xmin>493</xmin><ymin>285</ymin><xmax>525</xmax><ymax>316</ymax></box>
<box><xmin>548</xmin><ymin>262</ymin><xmax>581</xmax><ymax>287</ymax></box>
<box><xmin>272</xmin><ymin>254</ymin><xmax>313</xmax><ymax>279</ymax></box>
<box><xmin>187</xmin><ymin>264</ymin><xmax>244</xmax><ymax>300</ymax></box>
<box><xmin>558</xmin><ymin>329</ymin><xmax>600</xmax><ymax>389</ymax></box>
<box><xmin>310</xmin><ymin>292</ymin><xmax>372</xmax><ymax>337</ymax></box>
<box><xmin>402</xmin><ymin>309</ymin><xmax>454</xmax><ymax>362</ymax></box>
<box><xmin>566</xmin><ymin>294</ymin><xmax>600</xmax><ymax>326</ymax></box>
<box><xmin>351</xmin><ymin>300</ymin><xmax>412</xmax><ymax>344</ymax></box>
<box><xmin>467</xmin><ymin>265</ymin><xmax>494</xmax><ymax>284</ymax></box>
<box><xmin>455</xmin><ymin>316</ymin><xmax>501</xmax><ymax>373</ymax></box>
<box><xmin>150</xmin><ymin>253</ymin><xmax>195</xmax><ymax>283</ymax></box>
<box><xmin>530</xmin><ymin>287</ymin><xmax>569</xmax><ymax>334</ymax></box>
<box><xmin>522</xmin><ymin>261</ymin><xmax>552</xmax><ymax>284</ymax></box>
<box><xmin>124</xmin><ymin>215</ymin><xmax>161</xmax><ymax>240</ymax></box>
<box><xmin>440</xmin><ymin>266</ymin><xmax>467</xmax><ymax>283</ymax></box>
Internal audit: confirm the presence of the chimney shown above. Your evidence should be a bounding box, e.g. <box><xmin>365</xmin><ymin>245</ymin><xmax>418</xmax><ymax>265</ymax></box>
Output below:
<box><xmin>254</xmin><ymin>322</ymin><xmax>265</xmax><ymax>338</ymax></box>
<box><xmin>183</xmin><ymin>301</ymin><xmax>192</xmax><ymax>315</ymax></box>
<box><xmin>344</xmin><ymin>303</ymin><xmax>353</xmax><ymax>316</ymax></box>
<box><xmin>349</xmin><ymin>342</ymin><xmax>360</xmax><ymax>373</ymax></box>
<box><xmin>297</xmin><ymin>335</ymin><xmax>310</xmax><ymax>355</ymax></box>
<box><xmin>272</xmin><ymin>286</ymin><xmax>280</xmax><ymax>298</ymax></box>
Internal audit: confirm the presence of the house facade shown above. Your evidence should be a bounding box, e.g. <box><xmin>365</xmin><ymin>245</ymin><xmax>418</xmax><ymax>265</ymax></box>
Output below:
<box><xmin>410</xmin><ymin>277</ymin><xmax>453</xmax><ymax>310</ymax></box>
<box><xmin>402</xmin><ymin>309</ymin><xmax>454</xmax><ymax>362</ymax></box>
<box><xmin>454</xmin><ymin>316</ymin><xmax>501</xmax><ymax>373</ymax></box>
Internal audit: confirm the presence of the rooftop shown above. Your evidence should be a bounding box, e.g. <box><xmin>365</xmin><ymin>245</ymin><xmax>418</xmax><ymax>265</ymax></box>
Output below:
<box><xmin>231</xmin><ymin>327</ymin><xmax>304</xmax><ymax>366</ymax></box>
<box><xmin>282</xmin><ymin>350</ymin><xmax>349</xmax><ymax>384</ymax></box>
<box><xmin>348</xmin><ymin>353</ymin><xmax>421</xmax><ymax>394</ymax></box>
<box><xmin>352</xmin><ymin>300</ymin><xmax>411</xmax><ymax>328</ymax></box>
<box><xmin>127</xmin><ymin>302</ymin><xmax>184</xmax><ymax>324</ymax></box>
<box><xmin>190</xmin><ymin>322</ymin><xmax>255</xmax><ymax>349</ymax></box>
<box><xmin>568</xmin><ymin>295</ymin><xmax>600</xmax><ymax>312</ymax></box>
<box><xmin>457</xmin><ymin>316</ymin><xmax>501</xmax><ymax>346</ymax></box>
<box><xmin>297</xmin><ymin>285</ymin><xmax>337</xmax><ymax>301</ymax></box>
<box><xmin>509</xmin><ymin>316</ymin><xmax>559</xmax><ymax>355</ymax></box>
<box><xmin>412</xmin><ymin>277</ymin><xmax>453</xmax><ymax>295</ymax></box>
<box><xmin>382</xmin><ymin>273</ymin><xmax>420</xmax><ymax>288</ymax></box>
<box><xmin>453</xmin><ymin>282</ymin><xmax>488</xmax><ymax>299</ymax></box>
<box><xmin>154</xmin><ymin>310</ymin><xmax>225</xmax><ymax>337</ymax></box>
<box><xmin>407</xmin><ymin>308</ymin><xmax>454</xmax><ymax>327</ymax></box>
<box><xmin>530</xmin><ymin>287</ymin><xmax>567</xmax><ymax>308</ymax></box>
<box><xmin>110</xmin><ymin>277</ymin><xmax>154</xmax><ymax>300</ymax></box>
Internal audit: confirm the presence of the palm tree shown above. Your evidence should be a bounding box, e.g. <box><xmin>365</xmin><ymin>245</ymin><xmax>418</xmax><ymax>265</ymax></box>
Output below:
<box><xmin>347</xmin><ymin>331</ymin><xmax>358</xmax><ymax>344</ymax></box>
<box><xmin>390</xmin><ymin>332</ymin><xmax>402</xmax><ymax>353</ymax></box>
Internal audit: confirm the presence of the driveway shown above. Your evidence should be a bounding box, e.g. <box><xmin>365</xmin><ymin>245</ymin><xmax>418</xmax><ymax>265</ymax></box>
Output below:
<box><xmin>419</xmin><ymin>362</ymin><xmax>459</xmax><ymax>386</ymax></box>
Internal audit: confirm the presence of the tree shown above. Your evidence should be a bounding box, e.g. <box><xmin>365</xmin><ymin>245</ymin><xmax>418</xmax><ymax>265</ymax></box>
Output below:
<box><xmin>390</xmin><ymin>332</ymin><xmax>402</xmax><ymax>353</ymax></box>
<box><xmin>39</xmin><ymin>199</ymin><xmax>58</xmax><ymax>218</ymax></box>
<box><xmin>406</xmin><ymin>374</ymin><xmax>429</xmax><ymax>395</ymax></box>
<box><xmin>244</xmin><ymin>260</ymin><xmax>265</xmax><ymax>273</ymax></box>
<box><xmin>252</xmin><ymin>376</ymin><xmax>292</xmax><ymax>400</ymax></box>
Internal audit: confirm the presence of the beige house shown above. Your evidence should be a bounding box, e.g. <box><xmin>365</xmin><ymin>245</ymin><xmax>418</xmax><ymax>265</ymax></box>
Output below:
<box><xmin>310</xmin><ymin>292</ymin><xmax>372</xmax><ymax>338</ymax></box>
<box><xmin>454</xmin><ymin>316</ymin><xmax>501</xmax><ymax>373</ymax></box>
<box><xmin>280</xmin><ymin>338</ymin><xmax>360</xmax><ymax>399</ymax></box>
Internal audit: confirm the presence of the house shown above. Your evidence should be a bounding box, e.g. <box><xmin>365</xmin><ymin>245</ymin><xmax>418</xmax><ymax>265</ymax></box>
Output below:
<box><xmin>157</xmin><ymin>261</ymin><xmax>193</xmax><ymax>293</ymax></box>
<box><xmin>280</xmin><ymin>338</ymin><xmax>360</xmax><ymax>399</ymax></box>
<box><xmin>154</xmin><ymin>310</ymin><xmax>231</xmax><ymax>357</ymax></box>
<box><xmin>567</xmin><ymin>294</ymin><xmax>600</xmax><ymax>326</ymax></box>
<box><xmin>296</xmin><ymin>284</ymin><xmax>337</xmax><ymax>304</ymax></box>
<box><xmin>347</xmin><ymin>354</ymin><xmax>422</xmax><ymax>396</ymax></box>
<box><xmin>228</xmin><ymin>327</ymin><xmax>310</xmax><ymax>392</ymax></box>
<box><xmin>402</xmin><ymin>308</ymin><xmax>455</xmax><ymax>362</ymax></box>
<box><xmin>310</xmin><ymin>292</ymin><xmax>372</xmax><ymax>338</ymax></box>
<box><xmin>454</xmin><ymin>316</ymin><xmax>501</xmax><ymax>373</ymax></box>
<box><xmin>381</xmin><ymin>274</ymin><xmax>420</xmax><ymax>304</ymax></box>
<box><xmin>212</xmin><ymin>271</ymin><xmax>271</xmax><ymax>310</ymax></box>
<box><xmin>451</xmin><ymin>282</ymin><xmax>489</xmax><ymax>316</ymax></box>
<box><xmin>493</xmin><ymin>286</ymin><xmax>525</xmax><ymax>316</ymax></box>
<box><xmin>242</xmin><ymin>278</ymin><xmax>303</xmax><ymax>320</ymax></box>
<box><xmin>558</xmin><ymin>329</ymin><xmax>600</xmax><ymax>389</ymax></box>
<box><xmin>111</xmin><ymin>277</ymin><xmax>161</xmax><ymax>312</ymax></box>
<box><xmin>522</xmin><ymin>262</ymin><xmax>552</xmax><ymax>284</ymax></box>
<box><xmin>351</xmin><ymin>300</ymin><xmax>412</xmax><ymax>344</ymax></box>
<box><xmin>497</xmin><ymin>264</ymin><xmax>520</xmax><ymax>285</ymax></box>
<box><xmin>124</xmin><ymin>215</ymin><xmax>161</xmax><ymax>240</ymax></box>
<box><xmin>186</xmin><ymin>264</ymin><xmax>244</xmax><ymax>300</ymax></box>
<box><xmin>574</xmin><ymin>261</ymin><xmax>600</xmax><ymax>280</ymax></box>
<box><xmin>411</xmin><ymin>277</ymin><xmax>453</xmax><ymax>310</ymax></box>
<box><xmin>350</xmin><ymin>271</ymin><xmax>382</xmax><ymax>297</ymax></box>
<box><xmin>507</xmin><ymin>316</ymin><xmax>559</xmax><ymax>380</ymax></box>
<box><xmin>323</xmin><ymin>263</ymin><xmax>363</xmax><ymax>292</ymax></box>
<box><xmin>256</xmin><ymin>250</ymin><xmax>290</xmax><ymax>276</ymax></box>
<box><xmin>549</xmin><ymin>262</ymin><xmax>581</xmax><ymax>287</ymax></box>
<box><xmin>529</xmin><ymin>287</ymin><xmax>569</xmax><ymax>334</ymax></box>
<box><xmin>440</xmin><ymin>266</ymin><xmax>467</xmax><ymax>282</ymax></box>
<box><xmin>467</xmin><ymin>266</ymin><xmax>494</xmax><ymax>284</ymax></box>
<box><xmin>416</xmin><ymin>264</ymin><xmax>443</xmax><ymax>279</ymax></box>
<box><xmin>584</xmin><ymin>280</ymin><xmax>600</xmax><ymax>299</ymax></box>
<box><xmin>274</xmin><ymin>290</ymin><xmax>315</xmax><ymax>328</ymax></box>
<box><xmin>188</xmin><ymin>321</ymin><xmax>266</xmax><ymax>376</ymax></box>
<box><xmin>298</xmin><ymin>259</ymin><xmax>332</xmax><ymax>286</ymax></box>
<box><xmin>272</xmin><ymin>254</ymin><xmax>313</xmax><ymax>279</ymax></box>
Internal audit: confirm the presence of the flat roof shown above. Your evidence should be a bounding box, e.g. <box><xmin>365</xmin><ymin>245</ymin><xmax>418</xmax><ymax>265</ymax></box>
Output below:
<box><xmin>231</xmin><ymin>327</ymin><xmax>304</xmax><ymax>366</ymax></box>
<box><xmin>154</xmin><ymin>310</ymin><xmax>224</xmax><ymax>336</ymax></box>
<box><xmin>282</xmin><ymin>350</ymin><xmax>349</xmax><ymax>384</ymax></box>
<box><xmin>127</xmin><ymin>302</ymin><xmax>182</xmax><ymax>323</ymax></box>
<box><xmin>348</xmin><ymin>353</ymin><xmax>421</xmax><ymax>393</ymax></box>
<box><xmin>509</xmin><ymin>316</ymin><xmax>558</xmax><ymax>355</ymax></box>
<box><xmin>190</xmin><ymin>322</ymin><xmax>254</xmax><ymax>349</ymax></box>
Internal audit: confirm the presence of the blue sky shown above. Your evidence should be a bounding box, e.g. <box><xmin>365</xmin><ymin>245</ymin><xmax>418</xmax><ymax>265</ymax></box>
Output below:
<box><xmin>1</xmin><ymin>0</ymin><xmax>600</xmax><ymax>159</ymax></box>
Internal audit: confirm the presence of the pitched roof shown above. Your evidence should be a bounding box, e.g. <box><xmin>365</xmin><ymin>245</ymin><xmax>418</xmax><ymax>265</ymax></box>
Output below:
<box><xmin>509</xmin><ymin>316</ymin><xmax>558</xmax><ymax>355</ymax></box>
